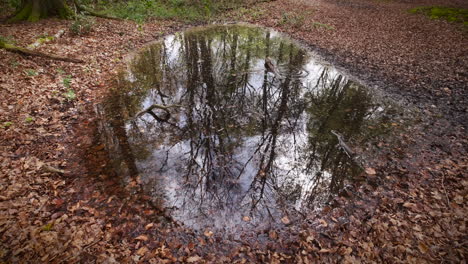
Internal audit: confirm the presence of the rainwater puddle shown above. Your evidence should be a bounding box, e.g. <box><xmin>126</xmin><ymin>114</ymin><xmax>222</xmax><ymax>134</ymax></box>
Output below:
<box><xmin>95</xmin><ymin>24</ymin><xmax>403</xmax><ymax>232</ymax></box>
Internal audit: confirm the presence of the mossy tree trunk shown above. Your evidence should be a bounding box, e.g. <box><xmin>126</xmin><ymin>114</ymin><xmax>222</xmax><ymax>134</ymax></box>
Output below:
<box><xmin>9</xmin><ymin>0</ymin><xmax>74</xmax><ymax>22</ymax></box>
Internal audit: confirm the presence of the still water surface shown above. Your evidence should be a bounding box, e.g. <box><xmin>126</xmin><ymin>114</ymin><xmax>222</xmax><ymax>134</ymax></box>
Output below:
<box><xmin>96</xmin><ymin>25</ymin><xmax>400</xmax><ymax>231</ymax></box>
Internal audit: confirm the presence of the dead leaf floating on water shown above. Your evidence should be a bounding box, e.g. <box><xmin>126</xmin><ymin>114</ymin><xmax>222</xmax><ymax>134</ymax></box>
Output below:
<box><xmin>269</xmin><ymin>230</ymin><xmax>278</xmax><ymax>240</ymax></box>
<box><xmin>281</xmin><ymin>216</ymin><xmax>290</xmax><ymax>225</ymax></box>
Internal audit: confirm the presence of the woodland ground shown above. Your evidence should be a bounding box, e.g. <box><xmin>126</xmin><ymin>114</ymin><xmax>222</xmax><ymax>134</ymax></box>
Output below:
<box><xmin>0</xmin><ymin>0</ymin><xmax>467</xmax><ymax>263</ymax></box>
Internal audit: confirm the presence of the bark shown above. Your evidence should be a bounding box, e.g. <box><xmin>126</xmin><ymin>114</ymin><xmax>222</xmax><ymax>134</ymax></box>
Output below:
<box><xmin>0</xmin><ymin>40</ymin><xmax>84</xmax><ymax>63</ymax></box>
<box><xmin>8</xmin><ymin>0</ymin><xmax>74</xmax><ymax>22</ymax></box>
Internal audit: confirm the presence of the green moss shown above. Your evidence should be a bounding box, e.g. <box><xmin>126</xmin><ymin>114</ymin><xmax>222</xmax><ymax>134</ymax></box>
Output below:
<box><xmin>8</xmin><ymin>1</ymin><xmax>33</xmax><ymax>22</ymax></box>
<box><xmin>25</xmin><ymin>69</ymin><xmax>38</xmax><ymax>76</ymax></box>
<box><xmin>279</xmin><ymin>12</ymin><xmax>305</xmax><ymax>28</ymax></box>
<box><xmin>63</xmin><ymin>89</ymin><xmax>76</xmax><ymax>101</ymax></box>
<box><xmin>41</xmin><ymin>222</ymin><xmax>54</xmax><ymax>231</ymax></box>
<box><xmin>409</xmin><ymin>6</ymin><xmax>468</xmax><ymax>24</ymax></box>
<box><xmin>311</xmin><ymin>21</ymin><xmax>335</xmax><ymax>30</ymax></box>
<box><xmin>1</xmin><ymin>122</ymin><xmax>13</xmax><ymax>129</ymax></box>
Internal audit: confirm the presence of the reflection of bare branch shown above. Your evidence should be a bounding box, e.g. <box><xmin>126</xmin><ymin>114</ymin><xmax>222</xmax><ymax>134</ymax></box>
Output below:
<box><xmin>135</xmin><ymin>104</ymin><xmax>181</xmax><ymax>119</ymax></box>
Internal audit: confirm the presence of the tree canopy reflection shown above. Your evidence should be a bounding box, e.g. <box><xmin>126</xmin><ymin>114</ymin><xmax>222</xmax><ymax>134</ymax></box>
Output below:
<box><xmin>96</xmin><ymin>25</ymin><xmax>396</xmax><ymax>230</ymax></box>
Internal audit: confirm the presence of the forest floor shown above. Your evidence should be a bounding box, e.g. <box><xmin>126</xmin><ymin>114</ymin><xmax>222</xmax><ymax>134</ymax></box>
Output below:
<box><xmin>1</xmin><ymin>0</ymin><xmax>467</xmax><ymax>263</ymax></box>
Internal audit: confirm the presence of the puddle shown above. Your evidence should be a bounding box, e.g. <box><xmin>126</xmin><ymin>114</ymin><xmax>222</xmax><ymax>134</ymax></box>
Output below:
<box><xmin>95</xmin><ymin>24</ymin><xmax>402</xmax><ymax>232</ymax></box>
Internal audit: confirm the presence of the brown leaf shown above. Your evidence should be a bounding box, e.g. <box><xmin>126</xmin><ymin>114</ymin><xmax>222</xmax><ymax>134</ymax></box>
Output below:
<box><xmin>135</xmin><ymin>235</ymin><xmax>148</xmax><ymax>241</ymax></box>
<box><xmin>365</xmin><ymin>167</ymin><xmax>376</xmax><ymax>175</ymax></box>
<box><xmin>319</xmin><ymin>219</ymin><xmax>328</xmax><ymax>227</ymax></box>
<box><xmin>186</xmin><ymin>255</ymin><xmax>202</xmax><ymax>263</ymax></box>
<box><xmin>281</xmin><ymin>216</ymin><xmax>290</xmax><ymax>225</ymax></box>
<box><xmin>136</xmin><ymin>246</ymin><xmax>148</xmax><ymax>256</ymax></box>
<box><xmin>269</xmin><ymin>230</ymin><xmax>278</xmax><ymax>240</ymax></box>
<box><xmin>418</xmin><ymin>242</ymin><xmax>429</xmax><ymax>254</ymax></box>
<box><xmin>204</xmin><ymin>230</ymin><xmax>213</xmax><ymax>237</ymax></box>
<box><xmin>403</xmin><ymin>202</ymin><xmax>416</xmax><ymax>209</ymax></box>
<box><xmin>242</xmin><ymin>216</ymin><xmax>251</xmax><ymax>222</ymax></box>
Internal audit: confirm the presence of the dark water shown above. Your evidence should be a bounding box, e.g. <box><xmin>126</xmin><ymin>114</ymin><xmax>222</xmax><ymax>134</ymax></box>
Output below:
<box><xmin>96</xmin><ymin>25</ymin><xmax>400</xmax><ymax>231</ymax></box>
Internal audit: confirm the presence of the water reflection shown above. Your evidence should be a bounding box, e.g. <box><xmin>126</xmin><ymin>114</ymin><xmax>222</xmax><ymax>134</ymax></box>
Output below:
<box><xmin>96</xmin><ymin>25</ymin><xmax>396</xmax><ymax>230</ymax></box>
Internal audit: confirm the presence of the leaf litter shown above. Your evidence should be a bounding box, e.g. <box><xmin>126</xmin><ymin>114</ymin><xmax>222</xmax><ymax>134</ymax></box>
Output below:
<box><xmin>1</xmin><ymin>0</ymin><xmax>467</xmax><ymax>262</ymax></box>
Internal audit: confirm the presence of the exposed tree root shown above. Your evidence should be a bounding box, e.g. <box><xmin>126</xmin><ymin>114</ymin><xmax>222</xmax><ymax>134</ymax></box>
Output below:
<box><xmin>0</xmin><ymin>41</ymin><xmax>84</xmax><ymax>63</ymax></box>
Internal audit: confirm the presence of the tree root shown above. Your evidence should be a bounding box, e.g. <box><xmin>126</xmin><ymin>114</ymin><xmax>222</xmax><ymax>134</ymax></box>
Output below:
<box><xmin>0</xmin><ymin>41</ymin><xmax>84</xmax><ymax>63</ymax></box>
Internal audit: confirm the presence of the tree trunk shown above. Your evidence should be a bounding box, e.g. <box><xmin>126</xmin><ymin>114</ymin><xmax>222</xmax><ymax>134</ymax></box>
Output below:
<box><xmin>9</xmin><ymin>0</ymin><xmax>74</xmax><ymax>22</ymax></box>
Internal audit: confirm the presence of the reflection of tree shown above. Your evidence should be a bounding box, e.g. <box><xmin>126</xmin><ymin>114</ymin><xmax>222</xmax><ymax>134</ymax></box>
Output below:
<box><xmin>294</xmin><ymin>68</ymin><xmax>382</xmax><ymax>208</ymax></box>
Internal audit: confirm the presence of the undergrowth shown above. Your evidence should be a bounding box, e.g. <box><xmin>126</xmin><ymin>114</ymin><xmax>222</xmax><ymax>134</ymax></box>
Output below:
<box><xmin>81</xmin><ymin>0</ymin><xmax>250</xmax><ymax>22</ymax></box>
<box><xmin>70</xmin><ymin>15</ymin><xmax>95</xmax><ymax>35</ymax></box>
<box><xmin>409</xmin><ymin>6</ymin><xmax>468</xmax><ymax>26</ymax></box>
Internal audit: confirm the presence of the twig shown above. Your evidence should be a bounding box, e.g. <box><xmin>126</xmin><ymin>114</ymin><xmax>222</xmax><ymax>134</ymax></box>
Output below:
<box><xmin>441</xmin><ymin>172</ymin><xmax>451</xmax><ymax>207</ymax></box>
<box><xmin>41</xmin><ymin>163</ymin><xmax>66</xmax><ymax>174</ymax></box>
<box><xmin>331</xmin><ymin>130</ymin><xmax>355</xmax><ymax>158</ymax></box>
<box><xmin>28</xmin><ymin>29</ymin><xmax>65</xmax><ymax>50</ymax></box>
<box><xmin>58</xmin><ymin>236</ymin><xmax>104</xmax><ymax>263</ymax></box>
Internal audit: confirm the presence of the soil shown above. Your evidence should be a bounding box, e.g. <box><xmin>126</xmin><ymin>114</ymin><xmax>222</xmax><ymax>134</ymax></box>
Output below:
<box><xmin>1</xmin><ymin>0</ymin><xmax>466</xmax><ymax>263</ymax></box>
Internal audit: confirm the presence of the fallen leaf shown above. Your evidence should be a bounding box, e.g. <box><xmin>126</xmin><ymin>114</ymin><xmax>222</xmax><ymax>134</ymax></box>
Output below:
<box><xmin>319</xmin><ymin>219</ymin><xmax>328</xmax><ymax>227</ymax></box>
<box><xmin>403</xmin><ymin>202</ymin><xmax>416</xmax><ymax>209</ymax></box>
<box><xmin>269</xmin><ymin>230</ymin><xmax>278</xmax><ymax>240</ymax></box>
<box><xmin>281</xmin><ymin>216</ymin><xmax>290</xmax><ymax>225</ymax></box>
<box><xmin>136</xmin><ymin>246</ymin><xmax>148</xmax><ymax>256</ymax></box>
<box><xmin>204</xmin><ymin>230</ymin><xmax>213</xmax><ymax>237</ymax></box>
<box><xmin>186</xmin><ymin>255</ymin><xmax>202</xmax><ymax>263</ymax></box>
<box><xmin>242</xmin><ymin>216</ymin><xmax>251</xmax><ymax>222</ymax></box>
<box><xmin>418</xmin><ymin>242</ymin><xmax>429</xmax><ymax>254</ymax></box>
<box><xmin>135</xmin><ymin>235</ymin><xmax>148</xmax><ymax>241</ymax></box>
<box><xmin>365</xmin><ymin>168</ymin><xmax>376</xmax><ymax>175</ymax></box>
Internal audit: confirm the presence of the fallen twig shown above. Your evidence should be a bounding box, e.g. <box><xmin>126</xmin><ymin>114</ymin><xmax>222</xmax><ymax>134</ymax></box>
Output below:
<box><xmin>28</xmin><ymin>29</ymin><xmax>65</xmax><ymax>50</ymax></box>
<box><xmin>41</xmin><ymin>164</ymin><xmax>66</xmax><ymax>174</ymax></box>
<box><xmin>58</xmin><ymin>236</ymin><xmax>103</xmax><ymax>263</ymax></box>
<box><xmin>0</xmin><ymin>41</ymin><xmax>84</xmax><ymax>63</ymax></box>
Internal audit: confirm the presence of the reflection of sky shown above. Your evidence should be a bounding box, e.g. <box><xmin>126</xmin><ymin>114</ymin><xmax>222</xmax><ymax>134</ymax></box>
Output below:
<box><xmin>117</xmin><ymin>25</ymin><xmax>387</xmax><ymax>231</ymax></box>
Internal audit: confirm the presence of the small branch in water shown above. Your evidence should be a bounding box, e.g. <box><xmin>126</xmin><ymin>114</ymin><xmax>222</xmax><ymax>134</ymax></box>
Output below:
<box><xmin>331</xmin><ymin>130</ymin><xmax>355</xmax><ymax>158</ymax></box>
<box><xmin>331</xmin><ymin>130</ymin><xmax>365</xmax><ymax>169</ymax></box>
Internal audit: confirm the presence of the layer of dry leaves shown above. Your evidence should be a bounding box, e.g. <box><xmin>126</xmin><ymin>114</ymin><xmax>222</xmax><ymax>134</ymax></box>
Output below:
<box><xmin>1</xmin><ymin>0</ymin><xmax>467</xmax><ymax>263</ymax></box>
